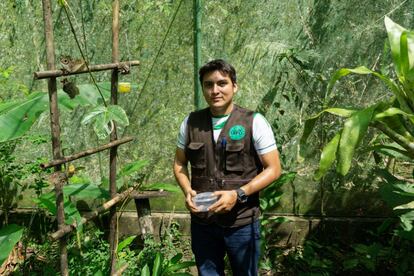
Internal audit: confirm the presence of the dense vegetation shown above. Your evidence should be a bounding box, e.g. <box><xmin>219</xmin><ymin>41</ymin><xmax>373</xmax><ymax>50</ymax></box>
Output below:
<box><xmin>0</xmin><ymin>0</ymin><xmax>413</xmax><ymax>274</ymax></box>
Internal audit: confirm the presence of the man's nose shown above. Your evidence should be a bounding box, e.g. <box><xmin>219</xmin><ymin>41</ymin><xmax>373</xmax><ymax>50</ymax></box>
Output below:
<box><xmin>212</xmin><ymin>84</ymin><xmax>220</xmax><ymax>93</ymax></box>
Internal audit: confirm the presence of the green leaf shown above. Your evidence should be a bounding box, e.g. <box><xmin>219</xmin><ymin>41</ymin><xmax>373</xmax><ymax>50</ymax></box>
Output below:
<box><xmin>0</xmin><ymin>92</ymin><xmax>48</xmax><ymax>142</ymax></box>
<box><xmin>373</xmin><ymin>107</ymin><xmax>414</xmax><ymax>123</ymax></box>
<box><xmin>117</xmin><ymin>235</ymin><xmax>136</xmax><ymax>253</ymax></box>
<box><xmin>81</xmin><ymin>105</ymin><xmax>106</xmax><ymax>125</ymax></box>
<box><xmin>63</xmin><ymin>199</ymin><xmax>82</xmax><ymax>227</ymax></box>
<box><xmin>385</xmin><ymin>16</ymin><xmax>406</xmax><ymax>77</ymax></box>
<box><xmin>327</xmin><ymin>66</ymin><xmax>372</xmax><ymax>95</ymax></box>
<box><xmin>400</xmin><ymin>210</ymin><xmax>414</xmax><ymax>232</ymax></box>
<box><xmin>377</xmin><ymin>169</ymin><xmax>413</xmax><ymax>208</ymax></box>
<box><xmin>300</xmin><ymin>108</ymin><xmax>356</xmax><ymax>145</ymax></box>
<box><xmin>337</xmin><ymin>106</ymin><xmax>376</xmax><ymax>175</ymax></box>
<box><xmin>0</xmin><ymin>224</ymin><xmax>24</xmax><ymax>266</ymax></box>
<box><xmin>0</xmin><ymin>83</ymin><xmax>112</xmax><ymax>143</ymax></box>
<box><xmin>327</xmin><ymin>66</ymin><xmax>410</xmax><ymax>113</ymax></box>
<box><xmin>169</xmin><ymin>253</ymin><xmax>183</xmax><ymax>265</ymax></box>
<box><xmin>0</xmin><ymin>100</ymin><xmax>20</xmax><ymax>115</ymax></box>
<box><xmin>107</xmin><ymin>105</ymin><xmax>129</xmax><ymax>127</ymax></box>
<box><xmin>141</xmin><ymin>264</ymin><xmax>150</xmax><ymax>276</ymax></box>
<box><xmin>142</xmin><ymin>183</ymin><xmax>180</xmax><ymax>193</ymax></box>
<box><xmin>366</xmin><ymin>143</ymin><xmax>412</xmax><ymax>160</ymax></box>
<box><xmin>343</xmin><ymin>258</ymin><xmax>359</xmax><ymax>270</ymax></box>
<box><xmin>152</xmin><ymin>252</ymin><xmax>162</xmax><ymax>276</ymax></box>
<box><xmin>394</xmin><ymin>201</ymin><xmax>414</xmax><ymax>210</ymax></box>
<box><xmin>35</xmin><ymin>192</ymin><xmax>56</xmax><ymax>214</ymax></box>
<box><xmin>166</xmin><ymin>261</ymin><xmax>196</xmax><ymax>272</ymax></box>
<box><xmin>315</xmin><ymin>132</ymin><xmax>340</xmax><ymax>180</ymax></box>
<box><xmin>93</xmin><ymin>114</ymin><xmax>112</xmax><ymax>139</ymax></box>
<box><xmin>63</xmin><ymin>184</ymin><xmax>109</xmax><ymax>199</ymax></box>
<box><xmin>119</xmin><ymin>160</ymin><xmax>149</xmax><ymax>177</ymax></box>
<box><xmin>266</xmin><ymin>216</ymin><xmax>291</xmax><ymax>224</ymax></box>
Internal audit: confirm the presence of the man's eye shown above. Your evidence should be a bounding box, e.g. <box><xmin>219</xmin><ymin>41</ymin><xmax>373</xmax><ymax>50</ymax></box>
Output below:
<box><xmin>218</xmin><ymin>82</ymin><xmax>227</xmax><ymax>87</ymax></box>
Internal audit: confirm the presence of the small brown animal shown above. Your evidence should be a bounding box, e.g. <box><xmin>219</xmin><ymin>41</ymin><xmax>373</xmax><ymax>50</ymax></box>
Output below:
<box><xmin>60</xmin><ymin>55</ymin><xmax>87</xmax><ymax>73</ymax></box>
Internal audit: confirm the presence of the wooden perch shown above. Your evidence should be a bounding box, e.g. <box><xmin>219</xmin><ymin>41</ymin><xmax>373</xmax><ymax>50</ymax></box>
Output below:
<box><xmin>49</xmin><ymin>187</ymin><xmax>134</xmax><ymax>241</ymax></box>
<box><xmin>40</xmin><ymin>136</ymin><xmax>134</xmax><ymax>169</ymax></box>
<box><xmin>33</xmin><ymin>60</ymin><xmax>140</xmax><ymax>79</ymax></box>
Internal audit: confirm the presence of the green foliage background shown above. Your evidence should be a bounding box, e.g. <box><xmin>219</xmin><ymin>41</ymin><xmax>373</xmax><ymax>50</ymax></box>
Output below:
<box><xmin>1</xmin><ymin>0</ymin><xmax>413</xmax><ymax>215</ymax></box>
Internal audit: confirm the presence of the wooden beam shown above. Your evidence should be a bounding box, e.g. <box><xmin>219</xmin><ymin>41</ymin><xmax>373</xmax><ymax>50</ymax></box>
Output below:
<box><xmin>33</xmin><ymin>61</ymin><xmax>140</xmax><ymax>79</ymax></box>
<box><xmin>40</xmin><ymin>137</ymin><xmax>134</xmax><ymax>169</ymax></box>
<box><xmin>49</xmin><ymin>187</ymin><xmax>134</xmax><ymax>241</ymax></box>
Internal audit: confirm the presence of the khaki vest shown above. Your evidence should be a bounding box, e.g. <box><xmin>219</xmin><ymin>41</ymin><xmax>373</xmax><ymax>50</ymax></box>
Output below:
<box><xmin>185</xmin><ymin>105</ymin><xmax>263</xmax><ymax>227</ymax></box>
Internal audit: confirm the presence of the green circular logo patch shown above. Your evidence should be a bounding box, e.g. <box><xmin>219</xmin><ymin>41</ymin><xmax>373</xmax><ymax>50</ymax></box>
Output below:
<box><xmin>229</xmin><ymin>125</ymin><xmax>245</xmax><ymax>140</ymax></box>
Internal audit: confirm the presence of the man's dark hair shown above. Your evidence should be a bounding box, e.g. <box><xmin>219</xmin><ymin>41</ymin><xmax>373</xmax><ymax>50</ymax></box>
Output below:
<box><xmin>199</xmin><ymin>59</ymin><xmax>237</xmax><ymax>85</ymax></box>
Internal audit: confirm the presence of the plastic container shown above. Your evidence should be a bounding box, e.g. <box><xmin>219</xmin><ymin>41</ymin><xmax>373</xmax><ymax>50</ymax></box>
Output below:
<box><xmin>193</xmin><ymin>192</ymin><xmax>218</xmax><ymax>212</ymax></box>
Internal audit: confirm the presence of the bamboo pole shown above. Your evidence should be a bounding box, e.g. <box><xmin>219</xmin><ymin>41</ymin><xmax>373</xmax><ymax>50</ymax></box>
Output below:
<box><xmin>40</xmin><ymin>137</ymin><xmax>134</xmax><ymax>169</ymax></box>
<box><xmin>41</xmin><ymin>0</ymin><xmax>68</xmax><ymax>275</ymax></box>
<box><xmin>33</xmin><ymin>61</ymin><xmax>140</xmax><ymax>79</ymax></box>
<box><xmin>49</xmin><ymin>187</ymin><xmax>134</xmax><ymax>241</ymax></box>
<box><xmin>193</xmin><ymin>0</ymin><xmax>202</xmax><ymax>110</ymax></box>
<box><xmin>110</xmin><ymin>1</ymin><xmax>120</xmax><ymax>274</ymax></box>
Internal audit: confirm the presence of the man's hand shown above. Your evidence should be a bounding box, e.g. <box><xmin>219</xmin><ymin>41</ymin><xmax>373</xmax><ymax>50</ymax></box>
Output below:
<box><xmin>208</xmin><ymin>190</ymin><xmax>238</xmax><ymax>213</ymax></box>
<box><xmin>185</xmin><ymin>189</ymin><xmax>199</xmax><ymax>213</ymax></box>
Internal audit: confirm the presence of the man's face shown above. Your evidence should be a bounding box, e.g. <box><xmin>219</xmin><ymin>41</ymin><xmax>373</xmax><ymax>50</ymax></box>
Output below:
<box><xmin>201</xmin><ymin>70</ymin><xmax>238</xmax><ymax>116</ymax></box>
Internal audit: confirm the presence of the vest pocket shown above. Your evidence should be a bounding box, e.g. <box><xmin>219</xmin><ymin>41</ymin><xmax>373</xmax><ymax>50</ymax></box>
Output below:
<box><xmin>225</xmin><ymin>143</ymin><xmax>244</xmax><ymax>172</ymax></box>
<box><xmin>187</xmin><ymin>142</ymin><xmax>206</xmax><ymax>169</ymax></box>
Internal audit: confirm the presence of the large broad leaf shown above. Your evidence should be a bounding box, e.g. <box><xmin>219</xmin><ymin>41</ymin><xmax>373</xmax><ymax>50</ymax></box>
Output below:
<box><xmin>373</xmin><ymin>107</ymin><xmax>414</xmax><ymax>124</ymax></box>
<box><xmin>337</xmin><ymin>106</ymin><xmax>376</xmax><ymax>175</ymax></box>
<box><xmin>300</xmin><ymin>107</ymin><xmax>356</xmax><ymax>146</ymax></box>
<box><xmin>107</xmin><ymin>105</ymin><xmax>129</xmax><ymax>126</ymax></box>
<box><xmin>117</xmin><ymin>235</ymin><xmax>136</xmax><ymax>253</ymax></box>
<box><xmin>63</xmin><ymin>183</ymin><xmax>109</xmax><ymax>199</ymax></box>
<box><xmin>377</xmin><ymin>169</ymin><xmax>413</xmax><ymax>208</ymax></box>
<box><xmin>82</xmin><ymin>104</ymin><xmax>129</xmax><ymax>139</ymax></box>
<box><xmin>366</xmin><ymin>143</ymin><xmax>412</xmax><ymax>160</ymax></box>
<box><xmin>165</xmin><ymin>261</ymin><xmax>196</xmax><ymax>273</ymax></box>
<box><xmin>400</xmin><ymin>210</ymin><xmax>414</xmax><ymax>231</ymax></box>
<box><xmin>118</xmin><ymin>160</ymin><xmax>149</xmax><ymax>177</ymax></box>
<box><xmin>0</xmin><ymin>83</ymin><xmax>112</xmax><ymax>143</ymax></box>
<box><xmin>384</xmin><ymin>16</ymin><xmax>414</xmax><ymax>78</ymax></box>
<box><xmin>315</xmin><ymin>132</ymin><xmax>341</xmax><ymax>180</ymax></box>
<box><xmin>63</xmin><ymin>199</ymin><xmax>82</xmax><ymax>227</ymax></box>
<box><xmin>80</xmin><ymin>105</ymin><xmax>107</xmax><ymax>125</ymax></box>
<box><xmin>0</xmin><ymin>224</ymin><xmax>24</xmax><ymax>266</ymax></box>
<box><xmin>0</xmin><ymin>92</ymin><xmax>49</xmax><ymax>143</ymax></box>
<box><xmin>327</xmin><ymin>66</ymin><xmax>411</xmax><ymax>113</ymax></box>
<box><xmin>141</xmin><ymin>264</ymin><xmax>150</xmax><ymax>276</ymax></box>
<box><xmin>152</xmin><ymin>253</ymin><xmax>162</xmax><ymax>276</ymax></box>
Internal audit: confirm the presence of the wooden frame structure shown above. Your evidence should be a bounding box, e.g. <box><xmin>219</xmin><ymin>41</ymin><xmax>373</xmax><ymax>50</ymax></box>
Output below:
<box><xmin>39</xmin><ymin>1</ymin><xmax>137</xmax><ymax>274</ymax></box>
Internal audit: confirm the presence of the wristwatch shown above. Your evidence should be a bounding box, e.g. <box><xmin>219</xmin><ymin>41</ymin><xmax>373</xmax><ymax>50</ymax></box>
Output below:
<box><xmin>236</xmin><ymin>188</ymin><xmax>248</xmax><ymax>203</ymax></box>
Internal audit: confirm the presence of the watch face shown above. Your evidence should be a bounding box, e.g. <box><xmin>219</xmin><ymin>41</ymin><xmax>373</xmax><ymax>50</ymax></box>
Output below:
<box><xmin>237</xmin><ymin>189</ymin><xmax>248</xmax><ymax>203</ymax></box>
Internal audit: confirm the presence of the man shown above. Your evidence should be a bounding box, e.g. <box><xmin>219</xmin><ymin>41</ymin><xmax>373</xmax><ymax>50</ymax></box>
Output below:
<box><xmin>173</xmin><ymin>59</ymin><xmax>281</xmax><ymax>276</ymax></box>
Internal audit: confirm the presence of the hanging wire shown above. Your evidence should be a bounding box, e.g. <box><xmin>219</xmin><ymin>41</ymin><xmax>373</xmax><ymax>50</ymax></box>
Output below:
<box><xmin>123</xmin><ymin>0</ymin><xmax>184</xmax><ymax>133</ymax></box>
<box><xmin>61</xmin><ymin>1</ymin><xmax>107</xmax><ymax>107</ymax></box>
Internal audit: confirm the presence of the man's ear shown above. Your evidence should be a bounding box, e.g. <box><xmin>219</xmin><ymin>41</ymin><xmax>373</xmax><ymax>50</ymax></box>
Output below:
<box><xmin>233</xmin><ymin>83</ymin><xmax>238</xmax><ymax>93</ymax></box>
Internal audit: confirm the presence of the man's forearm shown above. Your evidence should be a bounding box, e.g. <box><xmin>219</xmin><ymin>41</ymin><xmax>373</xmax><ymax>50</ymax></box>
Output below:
<box><xmin>241</xmin><ymin>150</ymin><xmax>282</xmax><ymax>196</ymax></box>
<box><xmin>173</xmin><ymin>162</ymin><xmax>192</xmax><ymax>195</ymax></box>
<box><xmin>241</xmin><ymin>165</ymin><xmax>281</xmax><ymax>196</ymax></box>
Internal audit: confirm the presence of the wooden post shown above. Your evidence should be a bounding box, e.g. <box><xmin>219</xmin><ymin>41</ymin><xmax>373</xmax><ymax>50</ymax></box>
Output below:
<box><xmin>109</xmin><ymin>0</ymin><xmax>120</xmax><ymax>274</ymax></box>
<box><xmin>41</xmin><ymin>0</ymin><xmax>68</xmax><ymax>275</ymax></box>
